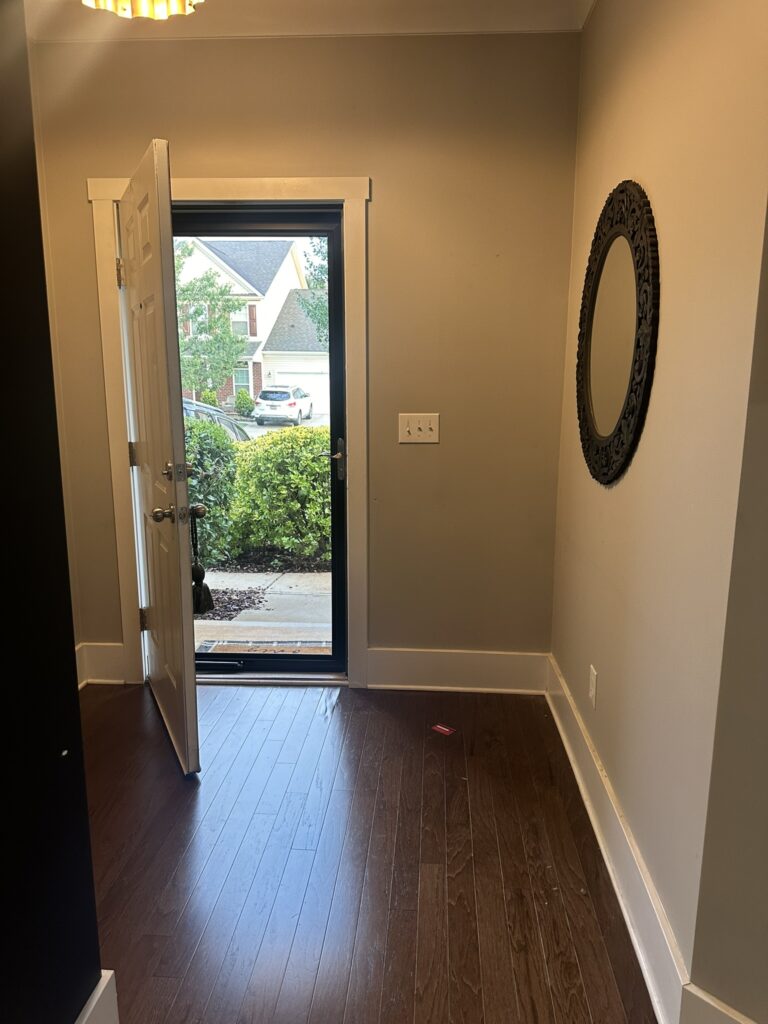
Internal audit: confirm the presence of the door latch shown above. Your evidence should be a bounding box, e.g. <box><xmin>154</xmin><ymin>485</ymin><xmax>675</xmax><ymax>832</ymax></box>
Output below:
<box><xmin>332</xmin><ymin>438</ymin><xmax>346</xmax><ymax>481</ymax></box>
<box><xmin>319</xmin><ymin>438</ymin><xmax>346</xmax><ymax>480</ymax></box>
<box><xmin>163</xmin><ymin>461</ymin><xmax>195</xmax><ymax>481</ymax></box>
<box><xmin>151</xmin><ymin>505</ymin><xmax>175</xmax><ymax>523</ymax></box>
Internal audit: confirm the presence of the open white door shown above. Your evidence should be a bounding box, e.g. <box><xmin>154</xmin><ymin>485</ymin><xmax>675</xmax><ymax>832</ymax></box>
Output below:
<box><xmin>118</xmin><ymin>140</ymin><xmax>199</xmax><ymax>774</ymax></box>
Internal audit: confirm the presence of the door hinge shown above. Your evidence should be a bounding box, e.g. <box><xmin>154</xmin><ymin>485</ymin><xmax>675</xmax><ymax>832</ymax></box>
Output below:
<box><xmin>128</xmin><ymin>441</ymin><xmax>138</xmax><ymax>468</ymax></box>
<box><xmin>116</xmin><ymin>257</ymin><xmax>125</xmax><ymax>289</ymax></box>
<box><xmin>139</xmin><ymin>607</ymin><xmax>149</xmax><ymax>631</ymax></box>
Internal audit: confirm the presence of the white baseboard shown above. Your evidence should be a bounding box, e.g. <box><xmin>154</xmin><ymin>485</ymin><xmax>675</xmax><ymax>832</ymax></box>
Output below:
<box><xmin>680</xmin><ymin>985</ymin><xmax>757</xmax><ymax>1024</ymax></box>
<box><xmin>366</xmin><ymin>646</ymin><xmax>548</xmax><ymax>693</ymax></box>
<box><xmin>75</xmin><ymin>971</ymin><xmax>120</xmax><ymax>1024</ymax></box>
<box><xmin>545</xmin><ymin>655</ymin><xmax>688</xmax><ymax>1024</ymax></box>
<box><xmin>75</xmin><ymin>642</ymin><xmax>140</xmax><ymax>687</ymax></box>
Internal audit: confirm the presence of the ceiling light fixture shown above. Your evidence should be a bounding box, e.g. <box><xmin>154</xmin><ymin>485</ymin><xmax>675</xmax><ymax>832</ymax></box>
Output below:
<box><xmin>81</xmin><ymin>0</ymin><xmax>205</xmax><ymax>19</ymax></box>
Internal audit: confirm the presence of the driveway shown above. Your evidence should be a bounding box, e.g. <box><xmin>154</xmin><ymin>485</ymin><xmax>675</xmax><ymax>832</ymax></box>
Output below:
<box><xmin>240</xmin><ymin>412</ymin><xmax>330</xmax><ymax>439</ymax></box>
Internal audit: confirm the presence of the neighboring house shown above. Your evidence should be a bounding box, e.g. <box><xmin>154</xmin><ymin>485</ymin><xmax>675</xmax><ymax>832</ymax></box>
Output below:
<box><xmin>177</xmin><ymin>237</ymin><xmax>307</xmax><ymax>407</ymax></box>
<box><xmin>261</xmin><ymin>289</ymin><xmax>330</xmax><ymax>414</ymax></box>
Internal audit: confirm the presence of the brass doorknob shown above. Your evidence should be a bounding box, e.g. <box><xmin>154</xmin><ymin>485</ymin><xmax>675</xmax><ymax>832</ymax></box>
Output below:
<box><xmin>163</xmin><ymin>461</ymin><xmax>196</xmax><ymax>480</ymax></box>
<box><xmin>190</xmin><ymin>503</ymin><xmax>207</xmax><ymax>520</ymax></box>
<box><xmin>151</xmin><ymin>505</ymin><xmax>175</xmax><ymax>523</ymax></box>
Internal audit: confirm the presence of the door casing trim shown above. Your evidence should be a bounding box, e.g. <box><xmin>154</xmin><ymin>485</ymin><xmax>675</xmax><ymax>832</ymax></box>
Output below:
<box><xmin>88</xmin><ymin>176</ymin><xmax>371</xmax><ymax>687</ymax></box>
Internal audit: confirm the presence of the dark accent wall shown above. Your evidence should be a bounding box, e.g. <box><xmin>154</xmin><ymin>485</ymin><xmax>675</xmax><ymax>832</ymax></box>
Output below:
<box><xmin>3</xmin><ymin>0</ymin><xmax>103</xmax><ymax>1020</ymax></box>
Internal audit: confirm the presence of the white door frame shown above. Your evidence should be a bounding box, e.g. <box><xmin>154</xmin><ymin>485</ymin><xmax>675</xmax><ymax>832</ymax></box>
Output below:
<box><xmin>88</xmin><ymin>176</ymin><xmax>371</xmax><ymax>686</ymax></box>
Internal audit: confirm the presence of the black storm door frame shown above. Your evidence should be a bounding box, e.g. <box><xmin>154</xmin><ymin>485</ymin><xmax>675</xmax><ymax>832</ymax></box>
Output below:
<box><xmin>172</xmin><ymin>203</ymin><xmax>347</xmax><ymax>676</ymax></box>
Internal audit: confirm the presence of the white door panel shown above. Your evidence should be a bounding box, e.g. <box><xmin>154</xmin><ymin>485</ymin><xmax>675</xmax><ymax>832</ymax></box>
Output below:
<box><xmin>118</xmin><ymin>140</ymin><xmax>199</xmax><ymax>774</ymax></box>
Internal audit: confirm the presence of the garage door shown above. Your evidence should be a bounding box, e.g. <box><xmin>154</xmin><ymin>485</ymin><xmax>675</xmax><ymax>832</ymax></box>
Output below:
<box><xmin>275</xmin><ymin>371</ymin><xmax>330</xmax><ymax>413</ymax></box>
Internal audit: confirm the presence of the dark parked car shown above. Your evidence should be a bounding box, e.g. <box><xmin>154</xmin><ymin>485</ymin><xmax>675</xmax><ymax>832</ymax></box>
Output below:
<box><xmin>182</xmin><ymin>398</ymin><xmax>250</xmax><ymax>441</ymax></box>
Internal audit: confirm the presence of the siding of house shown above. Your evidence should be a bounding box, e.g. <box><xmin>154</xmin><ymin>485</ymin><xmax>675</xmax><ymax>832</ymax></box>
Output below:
<box><xmin>252</xmin><ymin>251</ymin><xmax>307</xmax><ymax>340</ymax></box>
<box><xmin>261</xmin><ymin>352</ymin><xmax>330</xmax><ymax>413</ymax></box>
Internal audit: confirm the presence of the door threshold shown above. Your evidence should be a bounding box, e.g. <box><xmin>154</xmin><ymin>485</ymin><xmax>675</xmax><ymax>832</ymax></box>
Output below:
<box><xmin>196</xmin><ymin>672</ymin><xmax>348</xmax><ymax>686</ymax></box>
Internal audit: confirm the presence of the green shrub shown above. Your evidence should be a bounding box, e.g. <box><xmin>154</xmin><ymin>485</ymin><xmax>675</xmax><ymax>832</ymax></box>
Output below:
<box><xmin>232</xmin><ymin>426</ymin><xmax>331</xmax><ymax>559</ymax></box>
<box><xmin>199</xmin><ymin>388</ymin><xmax>219</xmax><ymax>407</ymax></box>
<box><xmin>234</xmin><ymin>389</ymin><xmax>255</xmax><ymax>417</ymax></box>
<box><xmin>183</xmin><ymin>417</ymin><xmax>237</xmax><ymax>564</ymax></box>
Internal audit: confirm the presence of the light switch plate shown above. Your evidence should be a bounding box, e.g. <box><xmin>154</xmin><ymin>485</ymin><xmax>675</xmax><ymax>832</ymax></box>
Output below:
<box><xmin>398</xmin><ymin>413</ymin><xmax>440</xmax><ymax>443</ymax></box>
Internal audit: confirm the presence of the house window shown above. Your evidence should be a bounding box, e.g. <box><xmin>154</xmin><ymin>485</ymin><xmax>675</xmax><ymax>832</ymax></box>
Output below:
<box><xmin>233</xmin><ymin>366</ymin><xmax>250</xmax><ymax>393</ymax></box>
<box><xmin>231</xmin><ymin>307</ymin><xmax>248</xmax><ymax>336</ymax></box>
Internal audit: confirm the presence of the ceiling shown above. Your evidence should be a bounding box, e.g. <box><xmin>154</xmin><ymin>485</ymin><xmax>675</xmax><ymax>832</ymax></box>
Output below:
<box><xmin>25</xmin><ymin>0</ymin><xmax>595</xmax><ymax>41</ymax></box>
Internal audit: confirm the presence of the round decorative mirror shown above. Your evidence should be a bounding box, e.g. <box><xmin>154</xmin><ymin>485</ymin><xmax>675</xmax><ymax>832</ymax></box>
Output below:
<box><xmin>576</xmin><ymin>180</ymin><xmax>659</xmax><ymax>484</ymax></box>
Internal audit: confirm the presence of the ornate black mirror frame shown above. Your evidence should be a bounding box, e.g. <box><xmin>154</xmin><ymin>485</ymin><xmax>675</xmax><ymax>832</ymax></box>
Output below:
<box><xmin>576</xmin><ymin>179</ymin><xmax>660</xmax><ymax>485</ymax></box>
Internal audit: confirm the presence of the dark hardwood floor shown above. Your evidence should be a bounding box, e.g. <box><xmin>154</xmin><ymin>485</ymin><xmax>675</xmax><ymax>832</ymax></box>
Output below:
<box><xmin>80</xmin><ymin>684</ymin><xmax>657</xmax><ymax>1024</ymax></box>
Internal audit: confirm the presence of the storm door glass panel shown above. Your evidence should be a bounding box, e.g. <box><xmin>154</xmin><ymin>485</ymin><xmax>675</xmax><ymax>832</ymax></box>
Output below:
<box><xmin>172</xmin><ymin>208</ymin><xmax>345</xmax><ymax>675</ymax></box>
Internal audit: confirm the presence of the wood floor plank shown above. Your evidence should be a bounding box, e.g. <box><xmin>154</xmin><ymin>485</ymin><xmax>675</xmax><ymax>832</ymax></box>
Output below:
<box><xmin>378</xmin><ymin>694</ymin><xmax>425</xmax><ymax>1024</ymax></box>
<box><xmin>125</xmin><ymin>973</ymin><xmax>181</xmax><ymax>1024</ymax></box>
<box><xmin>199</xmin><ymin>687</ymin><xmax>264</xmax><ymax>757</ymax></box>
<box><xmin>517</xmin><ymin>697</ymin><xmax>627</xmax><ymax>1024</ymax></box>
<box><xmin>443</xmin><ymin>695</ymin><xmax>483</xmax><ymax>1024</ymax></box>
<box><xmin>197</xmin><ymin>686</ymin><xmax>236</xmax><ymax>727</ymax></box>
<box><xmin>464</xmin><ymin>697</ymin><xmax>518</xmax><ymax>1024</ymax></box>
<box><xmin>162</xmin><ymin>810</ymin><xmax>279</xmax><ymax>1023</ymax></box>
<box><xmin>486</xmin><ymin>697</ymin><xmax>556</xmax><ymax>1024</ymax></box>
<box><xmin>266</xmin><ymin>686</ymin><xmax>306</xmax><ymax>743</ymax></box>
<box><xmin>201</xmin><ymin>793</ymin><xmax>309</xmax><ymax>1024</ymax></box>
<box><xmin>153</xmin><ymin>734</ymin><xmax>285</xmax><ymax>961</ymax></box>
<box><xmin>236</xmin><ymin>847</ymin><xmax>315</xmax><ymax>1024</ymax></box>
<box><xmin>379</xmin><ymin>908</ymin><xmax>419</xmax><ymax>1024</ymax></box>
<box><xmin>146</xmin><ymin>729</ymin><xmax>281</xmax><ymax>939</ymax></box>
<box><xmin>503</xmin><ymin>700</ymin><xmax>592</xmax><ymax>1024</ymax></box>
<box><xmin>332</xmin><ymin>706</ymin><xmax>371</xmax><ymax>791</ymax></box>
<box><xmin>278</xmin><ymin>687</ymin><xmax>325</xmax><ymax>763</ymax></box>
<box><xmin>414</xmin><ymin>863</ymin><xmax>449</xmax><ymax>1024</ymax></box>
<box><xmin>343</xmin><ymin>712</ymin><xmax>406</xmax><ymax>1024</ymax></box>
<box><xmin>271</xmin><ymin>786</ymin><xmax>359</xmax><ymax>1023</ymax></box>
<box><xmin>414</xmin><ymin>713</ymin><xmax>449</xmax><ymax>1024</ymax></box>
<box><xmin>288</xmin><ymin>688</ymin><xmax>344</xmax><ymax>796</ymax></box>
<box><xmin>307</xmin><ymin>710</ymin><xmax>388</xmax><ymax>1024</ymax></box>
<box><xmin>388</xmin><ymin>694</ymin><xmax>425</xmax><ymax>913</ymax></box>
<box><xmin>530</xmin><ymin>701</ymin><xmax>656</xmax><ymax>1024</ymax></box>
<box><xmin>166</xmin><ymin>788</ymin><xmax>308</xmax><ymax>1024</ymax></box>
<box><xmin>291</xmin><ymin>704</ymin><xmax>359</xmax><ymax>850</ymax></box>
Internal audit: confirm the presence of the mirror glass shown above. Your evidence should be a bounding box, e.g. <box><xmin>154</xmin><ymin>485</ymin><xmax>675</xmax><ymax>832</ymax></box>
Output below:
<box><xmin>589</xmin><ymin>235</ymin><xmax>637</xmax><ymax>436</ymax></box>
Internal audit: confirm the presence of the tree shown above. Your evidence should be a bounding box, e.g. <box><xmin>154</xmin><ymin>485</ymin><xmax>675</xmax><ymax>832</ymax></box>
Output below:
<box><xmin>174</xmin><ymin>240</ymin><xmax>245</xmax><ymax>395</ymax></box>
<box><xmin>297</xmin><ymin>236</ymin><xmax>329</xmax><ymax>350</ymax></box>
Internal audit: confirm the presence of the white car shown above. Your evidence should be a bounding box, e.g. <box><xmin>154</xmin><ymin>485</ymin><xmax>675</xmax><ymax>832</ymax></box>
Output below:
<box><xmin>253</xmin><ymin>386</ymin><xmax>314</xmax><ymax>426</ymax></box>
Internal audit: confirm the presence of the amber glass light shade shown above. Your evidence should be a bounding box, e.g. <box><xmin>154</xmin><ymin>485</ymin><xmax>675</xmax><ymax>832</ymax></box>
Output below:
<box><xmin>81</xmin><ymin>0</ymin><xmax>204</xmax><ymax>19</ymax></box>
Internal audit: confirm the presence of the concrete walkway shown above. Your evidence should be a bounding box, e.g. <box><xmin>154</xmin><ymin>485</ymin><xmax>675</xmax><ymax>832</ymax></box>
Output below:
<box><xmin>196</xmin><ymin>571</ymin><xmax>332</xmax><ymax>649</ymax></box>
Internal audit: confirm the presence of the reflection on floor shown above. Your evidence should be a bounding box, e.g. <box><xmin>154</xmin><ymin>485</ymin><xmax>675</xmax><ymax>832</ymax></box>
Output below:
<box><xmin>80</xmin><ymin>685</ymin><xmax>657</xmax><ymax>1024</ymax></box>
<box><xmin>195</xmin><ymin>571</ymin><xmax>332</xmax><ymax>657</ymax></box>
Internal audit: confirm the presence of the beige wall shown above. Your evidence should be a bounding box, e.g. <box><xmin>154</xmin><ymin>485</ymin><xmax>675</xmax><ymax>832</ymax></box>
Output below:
<box><xmin>29</xmin><ymin>33</ymin><xmax>579</xmax><ymax>649</ymax></box>
<box><xmin>687</xmin><ymin>208</ymin><xmax>768</xmax><ymax>1024</ymax></box>
<box><xmin>552</xmin><ymin>0</ymin><xmax>768</xmax><ymax>969</ymax></box>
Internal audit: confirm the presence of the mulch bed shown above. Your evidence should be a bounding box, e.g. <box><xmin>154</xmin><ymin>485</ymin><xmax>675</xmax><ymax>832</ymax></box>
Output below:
<box><xmin>194</xmin><ymin>587</ymin><xmax>266</xmax><ymax>621</ymax></box>
<box><xmin>211</xmin><ymin>547</ymin><xmax>331</xmax><ymax>574</ymax></box>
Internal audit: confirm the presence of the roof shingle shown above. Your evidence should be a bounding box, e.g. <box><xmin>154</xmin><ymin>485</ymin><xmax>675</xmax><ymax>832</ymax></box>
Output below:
<box><xmin>202</xmin><ymin>239</ymin><xmax>293</xmax><ymax>295</ymax></box>
<box><xmin>263</xmin><ymin>289</ymin><xmax>328</xmax><ymax>353</ymax></box>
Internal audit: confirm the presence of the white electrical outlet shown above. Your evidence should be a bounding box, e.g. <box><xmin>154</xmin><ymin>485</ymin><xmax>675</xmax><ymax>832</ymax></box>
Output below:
<box><xmin>398</xmin><ymin>413</ymin><xmax>440</xmax><ymax>443</ymax></box>
<box><xmin>589</xmin><ymin>665</ymin><xmax>598</xmax><ymax>708</ymax></box>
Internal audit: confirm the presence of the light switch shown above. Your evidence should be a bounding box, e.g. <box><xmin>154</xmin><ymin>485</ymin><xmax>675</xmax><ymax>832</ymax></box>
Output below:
<box><xmin>399</xmin><ymin>413</ymin><xmax>440</xmax><ymax>443</ymax></box>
